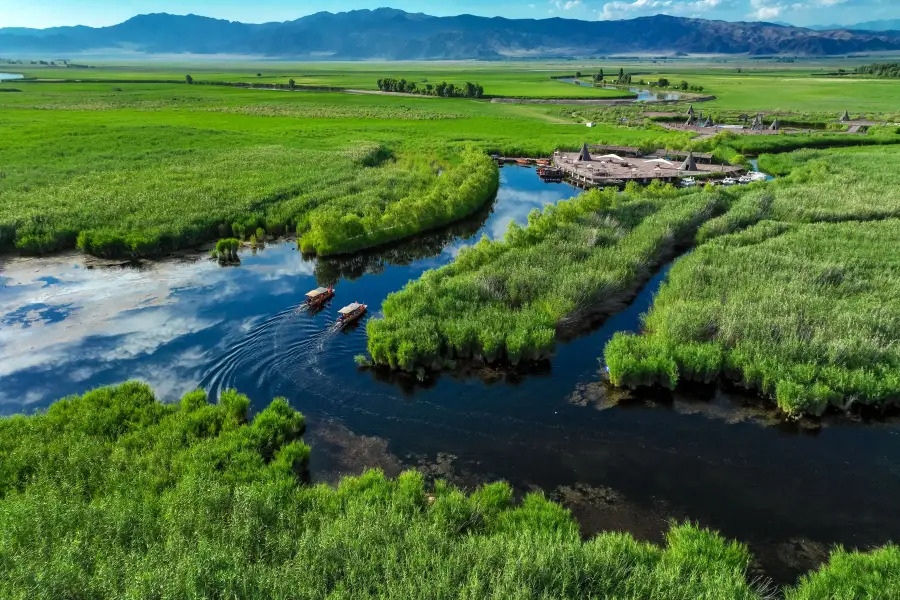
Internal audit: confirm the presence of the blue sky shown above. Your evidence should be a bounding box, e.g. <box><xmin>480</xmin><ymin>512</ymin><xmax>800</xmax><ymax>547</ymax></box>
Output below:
<box><xmin>0</xmin><ymin>0</ymin><xmax>895</xmax><ymax>28</ymax></box>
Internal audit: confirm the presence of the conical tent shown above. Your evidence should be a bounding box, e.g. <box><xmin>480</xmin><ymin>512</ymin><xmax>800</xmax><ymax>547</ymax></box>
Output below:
<box><xmin>687</xmin><ymin>105</ymin><xmax>695</xmax><ymax>117</ymax></box>
<box><xmin>576</xmin><ymin>143</ymin><xmax>592</xmax><ymax>162</ymax></box>
<box><xmin>751</xmin><ymin>114</ymin><xmax>763</xmax><ymax>129</ymax></box>
<box><xmin>685</xmin><ymin>115</ymin><xmax>695</xmax><ymax>126</ymax></box>
<box><xmin>681</xmin><ymin>151</ymin><xmax>697</xmax><ymax>171</ymax></box>
<box><xmin>770</xmin><ymin>118</ymin><xmax>780</xmax><ymax>130</ymax></box>
<box><xmin>840</xmin><ymin>110</ymin><xmax>850</xmax><ymax>122</ymax></box>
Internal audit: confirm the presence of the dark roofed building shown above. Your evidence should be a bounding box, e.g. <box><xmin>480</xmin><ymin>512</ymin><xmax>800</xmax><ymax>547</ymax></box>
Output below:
<box><xmin>576</xmin><ymin>143</ymin><xmax>592</xmax><ymax>162</ymax></box>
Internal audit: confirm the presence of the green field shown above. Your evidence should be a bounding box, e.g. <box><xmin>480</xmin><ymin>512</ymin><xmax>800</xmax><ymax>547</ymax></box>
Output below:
<box><xmin>0</xmin><ymin>81</ymin><xmax>687</xmax><ymax>257</ymax></box>
<box><xmin>8</xmin><ymin>58</ymin><xmax>900</xmax><ymax>111</ymax></box>
<box><xmin>1</xmin><ymin>382</ymin><xmax>897</xmax><ymax>599</ymax></box>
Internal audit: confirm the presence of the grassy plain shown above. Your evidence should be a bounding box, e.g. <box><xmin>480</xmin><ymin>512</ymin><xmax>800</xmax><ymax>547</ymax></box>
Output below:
<box><xmin>1</xmin><ymin>382</ymin><xmax>897</xmax><ymax>599</ymax></box>
<box><xmin>10</xmin><ymin>58</ymin><xmax>900</xmax><ymax>111</ymax></box>
<box><xmin>0</xmin><ymin>81</ymin><xmax>688</xmax><ymax>257</ymax></box>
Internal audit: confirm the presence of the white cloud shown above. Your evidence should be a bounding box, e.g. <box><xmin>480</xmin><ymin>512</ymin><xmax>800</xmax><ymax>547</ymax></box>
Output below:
<box><xmin>553</xmin><ymin>0</ymin><xmax>583</xmax><ymax>10</ymax></box>
<box><xmin>598</xmin><ymin>0</ymin><xmax>726</xmax><ymax>20</ymax></box>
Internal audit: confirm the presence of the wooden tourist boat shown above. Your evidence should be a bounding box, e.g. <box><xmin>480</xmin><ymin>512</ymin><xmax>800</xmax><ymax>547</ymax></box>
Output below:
<box><xmin>538</xmin><ymin>166</ymin><xmax>564</xmax><ymax>182</ymax></box>
<box><xmin>305</xmin><ymin>286</ymin><xmax>334</xmax><ymax>308</ymax></box>
<box><xmin>515</xmin><ymin>158</ymin><xmax>532</xmax><ymax>166</ymax></box>
<box><xmin>337</xmin><ymin>302</ymin><xmax>368</xmax><ymax>327</ymax></box>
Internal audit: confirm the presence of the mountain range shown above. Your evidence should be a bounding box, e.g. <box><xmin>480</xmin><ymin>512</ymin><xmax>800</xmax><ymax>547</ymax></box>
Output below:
<box><xmin>811</xmin><ymin>19</ymin><xmax>900</xmax><ymax>32</ymax></box>
<box><xmin>3</xmin><ymin>9</ymin><xmax>900</xmax><ymax>59</ymax></box>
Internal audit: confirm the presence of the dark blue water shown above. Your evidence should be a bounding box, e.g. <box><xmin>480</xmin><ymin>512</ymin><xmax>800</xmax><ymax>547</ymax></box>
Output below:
<box><xmin>557</xmin><ymin>77</ymin><xmax>683</xmax><ymax>101</ymax></box>
<box><xmin>2</xmin><ymin>166</ymin><xmax>899</xmax><ymax>584</ymax></box>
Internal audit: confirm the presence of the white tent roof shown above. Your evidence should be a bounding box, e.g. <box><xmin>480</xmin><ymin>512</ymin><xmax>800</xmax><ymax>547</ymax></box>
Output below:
<box><xmin>597</xmin><ymin>154</ymin><xmax>626</xmax><ymax>161</ymax></box>
<box><xmin>338</xmin><ymin>303</ymin><xmax>363</xmax><ymax>315</ymax></box>
<box><xmin>306</xmin><ymin>287</ymin><xmax>329</xmax><ymax>298</ymax></box>
<box><xmin>643</xmin><ymin>159</ymin><xmax>674</xmax><ymax>166</ymax></box>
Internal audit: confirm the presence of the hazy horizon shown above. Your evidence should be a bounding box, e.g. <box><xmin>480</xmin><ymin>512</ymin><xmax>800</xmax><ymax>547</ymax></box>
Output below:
<box><xmin>1</xmin><ymin>0</ymin><xmax>897</xmax><ymax>30</ymax></box>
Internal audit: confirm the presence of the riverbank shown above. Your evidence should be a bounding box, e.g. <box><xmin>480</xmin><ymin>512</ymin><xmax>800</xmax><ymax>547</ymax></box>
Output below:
<box><xmin>1</xmin><ymin>382</ymin><xmax>897</xmax><ymax>599</ymax></box>
<box><xmin>605</xmin><ymin>145</ymin><xmax>900</xmax><ymax>417</ymax></box>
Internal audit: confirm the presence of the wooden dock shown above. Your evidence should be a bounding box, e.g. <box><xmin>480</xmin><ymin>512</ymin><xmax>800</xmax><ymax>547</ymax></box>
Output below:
<box><xmin>495</xmin><ymin>146</ymin><xmax>743</xmax><ymax>189</ymax></box>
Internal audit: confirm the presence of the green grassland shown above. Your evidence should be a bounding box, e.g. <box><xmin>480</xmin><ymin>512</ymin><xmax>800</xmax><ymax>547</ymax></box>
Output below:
<box><xmin>605</xmin><ymin>145</ymin><xmax>900</xmax><ymax>416</ymax></box>
<box><xmin>10</xmin><ymin>59</ymin><xmax>900</xmax><ymax>111</ymax></box>
<box><xmin>8</xmin><ymin>62</ymin><xmax>633</xmax><ymax>98</ymax></box>
<box><xmin>0</xmin><ymin>81</ymin><xmax>688</xmax><ymax>257</ymax></box>
<box><xmin>366</xmin><ymin>183</ymin><xmax>727</xmax><ymax>370</ymax></box>
<box><xmin>1</xmin><ymin>381</ymin><xmax>897</xmax><ymax>599</ymax></box>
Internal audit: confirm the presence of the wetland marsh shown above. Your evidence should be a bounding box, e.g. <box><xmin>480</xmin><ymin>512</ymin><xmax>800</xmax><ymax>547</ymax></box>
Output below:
<box><xmin>3</xmin><ymin>59</ymin><xmax>900</xmax><ymax>595</ymax></box>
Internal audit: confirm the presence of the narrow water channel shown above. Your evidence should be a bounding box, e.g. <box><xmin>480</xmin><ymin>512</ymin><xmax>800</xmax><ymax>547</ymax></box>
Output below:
<box><xmin>1</xmin><ymin>166</ymin><xmax>899</xmax><ymax>585</ymax></box>
<box><xmin>557</xmin><ymin>77</ymin><xmax>684</xmax><ymax>101</ymax></box>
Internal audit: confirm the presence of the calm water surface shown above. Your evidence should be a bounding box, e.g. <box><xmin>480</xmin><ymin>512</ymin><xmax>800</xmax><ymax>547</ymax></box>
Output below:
<box><xmin>0</xmin><ymin>73</ymin><xmax>23</xmax><ymax>80</ymax></box>
<box><xmin>558</xmin><ymin>77</ymin><xmax>684</xmax><ymax>101</ymax></box>
<box><xmin>1</xmin><ymin>167</ymin><xmax>898</xmax><ymax>584</ymax></box>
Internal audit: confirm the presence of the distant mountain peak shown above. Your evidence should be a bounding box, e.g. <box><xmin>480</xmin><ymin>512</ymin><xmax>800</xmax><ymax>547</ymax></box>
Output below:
<box><xmin>2</xmin><ymin>9</ymin><xmax>899</xmax><ymax>58</ymax></box>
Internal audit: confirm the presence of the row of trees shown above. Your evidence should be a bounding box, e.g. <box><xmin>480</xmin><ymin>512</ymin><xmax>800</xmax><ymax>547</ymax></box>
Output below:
<box><xmin>376</xmin><ymin>78</ymin><xmax>485</xmax><ymax>98</ymax></box>
<box><xmin>583</xmin><ymin>68</ymin><xmax>632</xmax><ymax>85</ymax></box>
<box><xmin>652</xmin><ymin>79</ymin><xmax>705</xmax><ymax>92</ymax></box>
<box><xmin>856</xmin><ymin>63</ymin><xmax>900</xmax><ymax>78</ymax></box>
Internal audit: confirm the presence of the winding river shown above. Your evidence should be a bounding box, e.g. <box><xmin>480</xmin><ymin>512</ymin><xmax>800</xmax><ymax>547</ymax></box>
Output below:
<box><xmin>2</xmin><ymin>166</ymin><xmax>899</xmax><ymax>585</ymax></box>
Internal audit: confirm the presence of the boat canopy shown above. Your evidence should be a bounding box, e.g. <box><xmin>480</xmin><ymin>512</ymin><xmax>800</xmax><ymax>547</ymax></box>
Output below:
<box><xmin>306</xmin><ymin>287</ymin><xmax>330</xmax><ymax>298</ymax></box>
<box><xmin>339</xmin><ymin>303</ymin><xmax>363</xmax><ymax>315</ymax></box>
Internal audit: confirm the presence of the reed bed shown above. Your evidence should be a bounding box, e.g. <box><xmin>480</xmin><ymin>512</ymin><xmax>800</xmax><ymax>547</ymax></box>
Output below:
<box><xmin>1</xmin><ymin>382</ymin><xmax>894</xmax><ymax>599</ymax></box>
<box><xmin>606</xmin><ymin>220</ymin><xmax>900</xmax><ymax>416</ymax></box>
<box><xmin>366</xmin><ymin>184</ymin><xmax>727</xmax><ymax>370</ymax></box>
<box><xmin>606</xmin><ymin>145</ymin><xmax>900</xmax><ymax>416</ymax></box>
<box><xmin>299</xmin><ymin>148</ymin><xmax>499</xmax><ymax>256</ymax></box>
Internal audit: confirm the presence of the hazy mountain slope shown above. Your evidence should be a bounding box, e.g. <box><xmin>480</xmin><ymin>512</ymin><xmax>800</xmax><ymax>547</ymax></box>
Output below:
<box><xmin>2</xmin><ymin>9</ymin><xmax>900</xmax><ymax>58</ymax></box>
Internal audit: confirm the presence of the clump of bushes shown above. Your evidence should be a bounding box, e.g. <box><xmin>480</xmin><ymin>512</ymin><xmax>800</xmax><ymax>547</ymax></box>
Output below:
<box><xmin>213</xmin><ymin>237</ymin><xmax>241</xmax><ymax>263</ymax></box>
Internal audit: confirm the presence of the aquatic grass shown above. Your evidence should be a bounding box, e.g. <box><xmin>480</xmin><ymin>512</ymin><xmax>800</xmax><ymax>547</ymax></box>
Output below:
<box><xmin>606</xmin><ymin>145</ymin><xmax>900</xmax><ymax>416</ymax></box>
<box><xmin>606</xmin><ymin>218</ymin><xmax>900</xmax><ymax>416</ymax></box>
<box><xmin>2</xmin><ymin>381</ymin><xmax>890</xmax><ymax>599</ymax></box>
<box><xmin>299</xmin><ymin>148</ymin><xmax>499</xmax><ymax>256</ymax></box>
<box><xmin>365</xmin><ymin>184</ymin><xmax>728</xmax><ymax>370</ymax></box>
<box><xmin>786</xmin><ymin>545</ymin><xmax>900</xmax><ymax>600</ymax></box>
